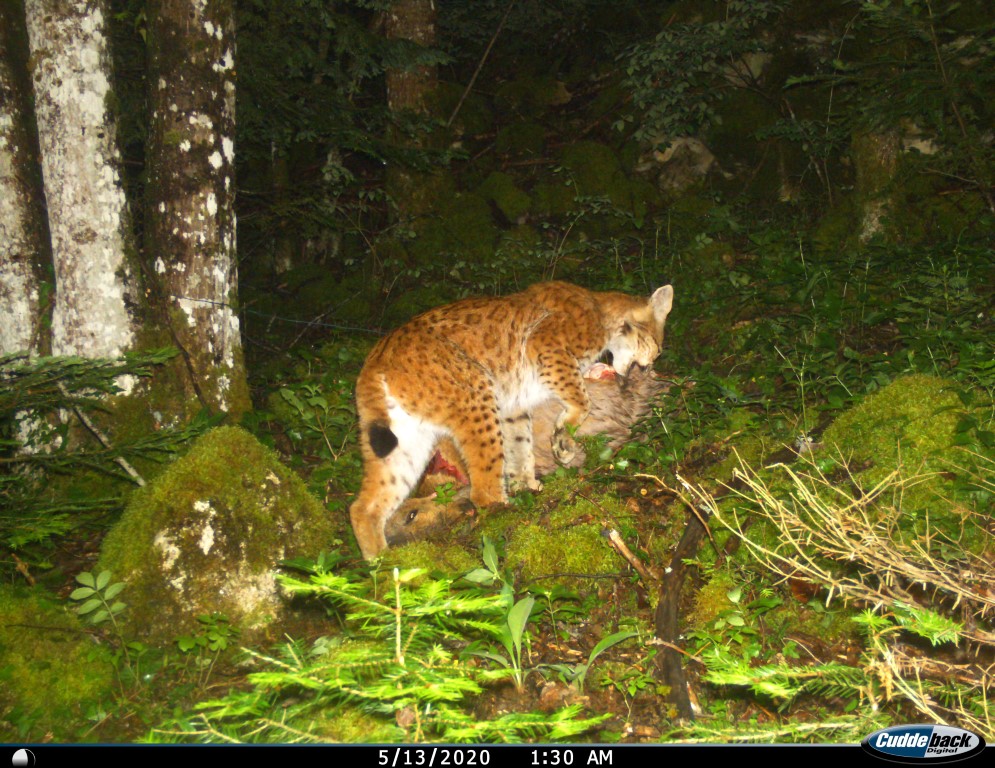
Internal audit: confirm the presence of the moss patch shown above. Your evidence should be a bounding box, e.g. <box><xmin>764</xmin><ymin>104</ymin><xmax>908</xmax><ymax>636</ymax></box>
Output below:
<box><xmin>503</xmin><ymin>488</ymin><xmax>634</xmax><ymax>585</ymax></box>
<box><xmin>478</xmin><ymin>171</ymin><xmax>531</xmax><ymax>222</ymax></box>
<box><xmin>495</xmin><ymin>122</ymin><xmax>546</xmax><ymax>157</ymax></box>
<box><xmin>380</xmin><ymin>540</ymin><xmax>479</xmax><ymax>578</ymax></box>
<box><xmin>0</xmin><ymin>585</ymin><xmax>115</xmax><ymax>740</ymax></box>
<box><xmin>406</xmin><ymin>192</ymin><xmax>498</xmax><ymax>268</ymax></box>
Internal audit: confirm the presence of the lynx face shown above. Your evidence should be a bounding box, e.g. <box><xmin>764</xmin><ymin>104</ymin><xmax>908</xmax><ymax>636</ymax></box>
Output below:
<box><xmin>349</xmin><ymin>281</ymin><xmax>674</xmax><ymax>559</ymax></box>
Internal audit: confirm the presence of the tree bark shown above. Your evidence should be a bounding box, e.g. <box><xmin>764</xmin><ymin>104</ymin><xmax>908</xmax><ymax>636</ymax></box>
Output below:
<box><xmin>24</xmin><ymin>0</ymin><xmax>140</xmax><ymax>361</ymax></box>
<box><xmin>145</xmin><ymin>0</ymin><xmax>250</xmax><ymax>416</ymax></box>
<box><xmin>0</xmin><ymin>1</ymin><xmax>52</xmax><ymax>356</ymax></box>
<box><xmin>385</xmin><ymin>0</ymin><xmax>438</xmax><ymax>115</ymax></box>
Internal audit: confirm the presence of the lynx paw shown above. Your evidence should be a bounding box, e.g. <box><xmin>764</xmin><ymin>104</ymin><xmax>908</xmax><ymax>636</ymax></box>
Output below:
<box><xmin>508</xmin><ymin>475</ymin><xmax>544</xmax><ymax>494</ymax></box>
<box><xmin>552</xmin><ymin>428</ymin><xmax>585</xmax><ymax>466</ymax></box>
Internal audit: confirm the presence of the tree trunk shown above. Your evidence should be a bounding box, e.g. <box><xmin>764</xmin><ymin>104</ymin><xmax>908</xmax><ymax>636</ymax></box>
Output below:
<box><xmin>852</xmin><ymin>129</ymin><xmax>900</xmax><ymax>242</ymax></box>
<box><xmin>0</xmin><ymin>1</ymin><xmax>52</xmax><ymax>356</ymax></box>
<box><xmin>385</xmin><ymin>0</ymin><xmax>438</xmax><ymax>115</ymax></box>
<box><xmin>145</xmin><ymin>0</ymin><xmax>250</xmax><ymax>416</ymax></box>
<box><xmin>24</xmin><ymin>0</ymin><xmax>140</xmax><ymax>360</ymax></box>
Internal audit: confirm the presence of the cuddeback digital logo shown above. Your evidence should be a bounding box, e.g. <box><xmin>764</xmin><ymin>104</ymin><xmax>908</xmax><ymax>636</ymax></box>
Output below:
<box><xmin>862</xmin><ymin>724</ymin><xmax>986</xmax><ymax>763</ymax></box>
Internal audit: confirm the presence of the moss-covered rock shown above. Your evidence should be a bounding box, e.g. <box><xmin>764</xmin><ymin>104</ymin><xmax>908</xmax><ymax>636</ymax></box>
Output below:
<box><xmin>818</xmin><ymin>374</ymin><xmax>986</xmax><ymax>550</ymax></box>
<box><xmin>427</xmin><ymin>81</ymin><xmax>494</xmax><ymax>137</ymax></box>
<box><xmin>406</xmin><ymin>192</ymin><xmax>498</xmax><ymax>267</ymax></box>
<box><xmin>496</xmin><ymin>224</ymin><xmax>544</xmax><ymax>269</ymax></box>
<box><xmin>380</xmin><ymin>540</ymin><xmax>479</xmax><ymax>578</ymax></box>
<box><xmin>478</xmin><ymin>171</ymin><xmax>531</xmax><ymax>223</ymax></box>
<box><xmin>495</xmin><ymin>121</ymin><xmax>546</xmax><ymax>157</ymax></box>
<box><xmin>822</xmin><ymin>375</ymin><xmax>960</xmax><ymax>477</ymax></box>
<box><xmin>532</xmin><ymin>180</ymin><xmax>577</xmax><ymax>218</ymax></box>
<box><xmin>0</xmin><ymin>585</ymin><xmax>115</xmax><ymax>740</ymax></box>
<box><xmin>557</xmin><ymin>141</ymin><xmax>657</xmax><ymax>227</ymax></box>
<box><xmin>494</xmin><ymin>76</ymin><xmax>571</xmax><ymax>117</ymax></box>
<box><xmin>99</xmin><ymin>426</ymin><xmax>337</xmax><ymax>643</ymax></box>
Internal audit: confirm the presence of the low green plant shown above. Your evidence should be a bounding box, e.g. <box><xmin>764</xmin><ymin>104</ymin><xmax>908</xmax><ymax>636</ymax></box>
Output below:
<box><xmin>463</xmin><ymin>537</ymin><xmax>535</xmax><ymax>691</ymax></box>
<box><xmin>69</xmin><ymin>569</ymin><xmax>149</xmax><ymax>689</ymax></box>
<box><xmin>153</xmin><ymin>546</ymin><xmax>609</xmax><ymax>743</ymax></box>
<box><xmin>542</xmin><ymin>630</ymin><xmax>639</xmax><ymax>693</ymax></box>
<box><xmin>175</xmin><ymin>613</ymin><xmax>239</xmax><ymax>689</ymax></box>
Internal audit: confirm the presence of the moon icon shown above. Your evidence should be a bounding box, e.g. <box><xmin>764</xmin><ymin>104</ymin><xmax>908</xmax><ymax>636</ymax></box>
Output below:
<box><xmin>12</xmin><ymin>749</ymin><xmax>36</xmax><ymax>767</ymax></box>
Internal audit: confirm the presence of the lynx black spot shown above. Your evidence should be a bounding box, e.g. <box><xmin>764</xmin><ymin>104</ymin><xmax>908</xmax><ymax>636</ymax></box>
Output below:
<box><xmin>369</xmin><ymin>421</ymin><xmax>398</xmax><ymax>458</ymax></box>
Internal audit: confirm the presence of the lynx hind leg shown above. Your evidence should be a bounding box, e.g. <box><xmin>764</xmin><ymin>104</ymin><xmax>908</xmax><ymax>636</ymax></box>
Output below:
<box><xmin>350</xmin><ymin>417</ymin><xmax>440</xmax><ymax>560</ymax></box>
<box><xmin>500</xmin><ymin>411</ymin><xmax>542</xmax><ymax>494</ymax></box>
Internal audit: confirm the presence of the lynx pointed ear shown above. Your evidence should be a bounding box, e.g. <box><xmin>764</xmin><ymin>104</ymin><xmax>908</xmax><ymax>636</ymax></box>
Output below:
<box><xmin>651</xmin><ymin>285</ymin><xmax>674</xmax><ymax>322</ymax></box>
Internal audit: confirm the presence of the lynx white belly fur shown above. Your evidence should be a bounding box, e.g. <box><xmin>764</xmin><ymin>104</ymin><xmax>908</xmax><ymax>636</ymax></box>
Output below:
<box><xmin>349</xmin><ymin>280</ymin><xmax>674</xmax><ymax>559</ymax></box>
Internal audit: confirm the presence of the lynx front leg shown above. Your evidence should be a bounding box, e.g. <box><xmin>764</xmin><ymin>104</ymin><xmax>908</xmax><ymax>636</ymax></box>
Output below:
<box><xmin>448</xmin><ymin>387</ymin><xmax>508</xmax><ymax>510</ymax></box>
<box><xmin>501</xmin><ymin>411</ymin><xmax>542</xmax><ymax>494</ymax></box>
<box><xmin>527</xmin><ymin>342</ymin><xmax>591</xmax><ymax>467</ymax></box>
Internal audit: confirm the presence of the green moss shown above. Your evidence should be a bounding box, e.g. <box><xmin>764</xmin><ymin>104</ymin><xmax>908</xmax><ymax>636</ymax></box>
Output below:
<box><xmin>557</xmin><ymin>141</ymin><xmax>658</xmax><ymax>227</ymax></box>
<box><xmin>815</xmin><ymin>375</ymin><xmax>986</xmax><ymax>552</ymax></box>
<box><xmin>406</xmin><ymin>192</ymin><xmax>498</xmax><ymax>268</ymax></box>
<box><xmin>812</xmin><ymin>195</ymin><xmax>862</xmax><ymax>256</ymax></box>
<box><xmin>532</xmin><ymin>180</ymin><xmax>577</xmax><ymax>217</ymax></box>
<box><xmin>494</xmin><ymin>76</ymin><xmax>570</xmax><ymax>117</ymax></box>
<box><xmin>0</xmin><ymin>585</ymin><xmax>115</xmax><ymax>740</ymax></box>
<box><xmin>427</xmin><ymin>82</ymin><xmax>493</xmax><ymax>136</ymax></box>
<box><xmin>310</xmin><ymin>703</ymin><xmax>403</xmax><ymax>742</ymax></box>
<box><xmin>686</xmin><ymin>570</ymin><xmax>737</xmax><ymax>631</ymax></box>
<box><xmin>558</xmin><ymin>141</ymin><xmax>624</xmax><ymax>198</ymax></box>
<box><xmin>497</xmin><ymin>224</ymin><xmax>543</xmax><ymax>265</ymax></box>
<box><xmin>380</xmin><ymin>540</ymin><xmax>479</xmax><ymax>578</ymax></box>
<box><xmin>495</xmin><ymin>122</ymin><xmax>546</xmax><ymax>157</ymax></box>
<box><xmin>478</xmin><ymin>172</ymin><xmax>531</xmax><ymax>222</ymax></box>
<box><xmin>822</xmin><ymin>375</ymin><xmax>960</xmax><ymax>476</ymax></box>
<box><xmin>386</xmin><ymin>170</ymin><xmax>458</xmax><ymax>217</ymax></box>
<box><xmin>504</xmin><ymin>488</ymin><xmax>634</xmax><ymax>585</ymax></box>
<box><xmin>99</xmin><ymin>426</ymin><xmax>337</xmax><ymax>643</ymax></box>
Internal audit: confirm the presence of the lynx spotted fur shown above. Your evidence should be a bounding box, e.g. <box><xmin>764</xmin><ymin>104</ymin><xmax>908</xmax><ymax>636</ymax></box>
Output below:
<box><xmin>349</xmin><ymin>281</ymin><xmax>674</xmax><ymax>559</ymax></box>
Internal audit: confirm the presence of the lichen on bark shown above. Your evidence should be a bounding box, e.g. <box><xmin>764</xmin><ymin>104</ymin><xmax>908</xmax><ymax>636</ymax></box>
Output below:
<box><xmin>145</xmin><ymin>0</ymin><xmax>250</xmax><ymax>417</ymax></box>
<box><xmin>24</xmin><ymin>0</ymin><xmax>140</xmax><ymax>359</ymax></box>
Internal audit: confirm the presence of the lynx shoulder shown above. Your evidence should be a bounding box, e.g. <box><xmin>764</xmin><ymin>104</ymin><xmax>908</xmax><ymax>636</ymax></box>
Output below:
<box><xmin>349</xmin><ymin>280</ymin><xmax>674</xmax><ymax>559</ymax></box>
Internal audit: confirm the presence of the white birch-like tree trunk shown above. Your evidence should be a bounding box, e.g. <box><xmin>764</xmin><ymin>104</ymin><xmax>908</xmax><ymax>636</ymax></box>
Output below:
<box><xmin>0</xmin><ymin>2</ymin><xmax>51</xmax><ymax>356</ymax></box>
<box><xmin>24</xmin><ymin>0</ymin><xmax>138</xmax><ymax>361</ymax></box>
<box><xmin>146</xmin><ymin>0</ymin><xmax>249</xmax><ymax>416</ymax></box>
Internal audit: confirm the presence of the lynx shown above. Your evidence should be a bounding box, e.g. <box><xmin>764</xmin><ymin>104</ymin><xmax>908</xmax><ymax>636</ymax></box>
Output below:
<box><xmin>349</xmin><ymin>280</ymin><xmax>674</xmax><ymax>559</ymax></box>
<box><xmin>385</xmin><ymin>364</ymin><xmax>666</xmax><ymax>547</ymax></box>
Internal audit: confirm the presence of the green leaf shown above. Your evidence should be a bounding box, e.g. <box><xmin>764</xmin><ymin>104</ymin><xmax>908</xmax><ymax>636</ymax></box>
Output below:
<box><xmin>462</xmin><ymin>568</ymin><xmax>496</xmax><ymax>585</ymax></box>
<box><xmin>69</xmin><ymin>587</ymin><xmax>96</xmax><ymax>600</ymax></box>
<box><xmin>75</xmin><ymin>572</ymin><xmax>96</xmax><ymax>589</ymax></box>
<box><xmin>587</xmin><ymin>630</ymin><xmax>638</xmax><ymax>666</ymax></box>
<box><xmin>77</xmin><ymin>598</ymin><xmax>102</xmax><ymax>615</ymax></box>
<box><xmin>96</xmin><ymin>570</ymin><xmax>112</xmax><ymax>590</ymax></box>
<box><xmin>482</xmin><ymin>537</ymin><xmax>499</xmax><ymax>575</ymax></box>
<box><xmin>103</xmin><ymin>582</ymin><xmax>125</xmax><ymax>600</ymax></box>
<box><xmin>506</xmin><ymin>596</ymin><xmax>535</xmax><ymax>656</ymax></box>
